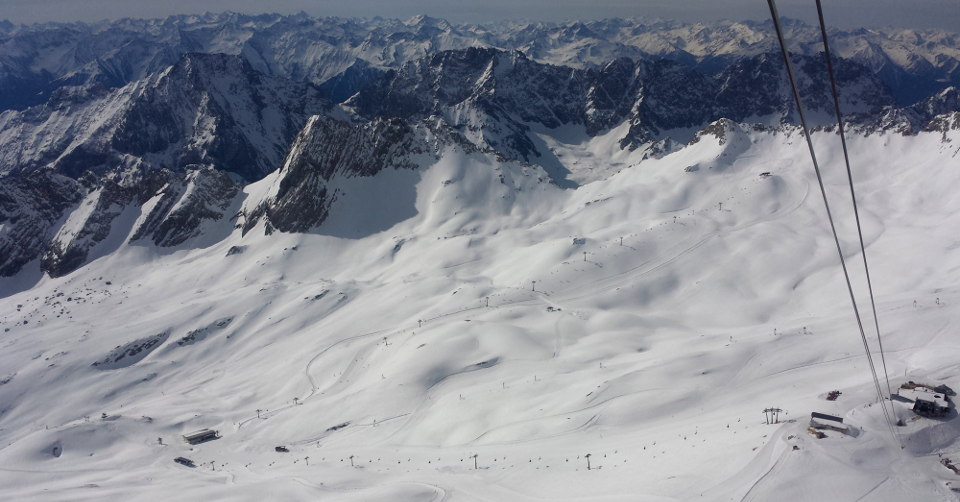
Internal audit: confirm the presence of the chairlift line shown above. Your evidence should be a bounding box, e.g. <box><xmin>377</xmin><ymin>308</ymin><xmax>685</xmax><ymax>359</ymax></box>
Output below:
<box><xmin>765</xmin><ymin>0</ymin><xmax>901</xmax><ymax>449</ymax></box>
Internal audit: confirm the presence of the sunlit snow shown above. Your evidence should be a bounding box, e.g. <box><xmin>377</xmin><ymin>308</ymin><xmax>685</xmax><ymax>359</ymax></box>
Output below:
<box><xmin>2</xmin><ymin>125</ymin><xmax>960</xmax><ymax>500</ymax></box>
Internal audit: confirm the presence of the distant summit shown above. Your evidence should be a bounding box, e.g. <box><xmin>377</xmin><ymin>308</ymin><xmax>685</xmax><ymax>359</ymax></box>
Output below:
<box><xmin>0</xmin><ymin>14</ymin><xmax>958</xmax><ymax>278</ymax></box>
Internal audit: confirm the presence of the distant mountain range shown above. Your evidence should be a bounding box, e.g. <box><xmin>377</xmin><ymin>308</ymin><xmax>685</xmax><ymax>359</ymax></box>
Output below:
<box><xmin>0</xmin><ymin>13</ymin><xmax>958</xmax><ymax>279</ymax></box>
<box><xmin>1</xmin><ymin>13</ymin><xmax>957</xmax><ymax>110</ymax></box>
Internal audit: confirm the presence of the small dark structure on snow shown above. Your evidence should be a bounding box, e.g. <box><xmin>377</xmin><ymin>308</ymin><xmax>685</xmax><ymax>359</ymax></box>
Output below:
<box><xmin>275</xmin><ymin>446</ymin><xmax>289</xmax><ymax>453</ymax></box>
<box><xmin>182</xmin><ymin>429</ymin><xmax>219</xmax><ymax>445</ymax></box>
<box><xmin>174</xmin><ymin>456</ymin><xmax>196</xmax><ymax>467</ymax></box>
<box><xmin>935</xmin><ymin>384</ymin><xmax>956</xmax><ymax>397</ymax></box>
<box><xmin>898</xmin><ymin>386</ymin><xmax>950</xmax><ymax>418</ymax></box>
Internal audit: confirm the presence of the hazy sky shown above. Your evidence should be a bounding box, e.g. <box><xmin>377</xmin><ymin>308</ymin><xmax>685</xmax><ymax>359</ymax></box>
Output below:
<box><xmin>0</xmin><ymin>0</ymin><xmax>957</xmax><ymax>30</ymax></box>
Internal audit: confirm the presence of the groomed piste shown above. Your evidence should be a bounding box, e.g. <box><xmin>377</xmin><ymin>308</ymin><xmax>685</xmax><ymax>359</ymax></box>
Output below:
<box><xmin>2</xmin><ymin>119</ymin><xmax>960</xmax><ymax>499</ymax></box>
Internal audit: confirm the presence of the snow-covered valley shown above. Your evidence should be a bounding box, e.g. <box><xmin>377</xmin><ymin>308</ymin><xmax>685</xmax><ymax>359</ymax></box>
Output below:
<box><xmin>3</xmin><ymin>122</ymin><xmax>960</xmax><ymax>500</ymax></box>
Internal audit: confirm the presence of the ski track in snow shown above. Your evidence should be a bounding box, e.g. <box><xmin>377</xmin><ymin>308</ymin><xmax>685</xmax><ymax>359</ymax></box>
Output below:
<box><xmin>2</xmin><ymin>129</ymin><xmax>960</xmax><ymax>500</ymax></box>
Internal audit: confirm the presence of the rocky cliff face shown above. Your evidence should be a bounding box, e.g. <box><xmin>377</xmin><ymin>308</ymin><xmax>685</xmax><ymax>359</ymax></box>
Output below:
<box><xmin>0</xmin><ymin>170</ymin><xmax>83</xmax><ymax>276</ymax></box>
<box><xmin>713</xmin><ymin>52</ymin><xmax>894</xmax><ymax>125</ymax></box>
<box><xmin>0</xmin><ymin>51</ymin><xmax>319</xmax><ymax>277</ymax></box>
<box><xmin>16</xmin><ymin>166</ymin><xmax>241</xmax><ymax>278</ymax></box>
<box><xmin>2</xmin><ymin>14</ymin><xmax>957</xmax><ymax>113</ymax></box>
<box><xmin>348</xmin><ymin>47</ymin><xmax>897</xmax><ymax>153</ymax></box>
<box><xmin>244</xmin><ymin>116</ymin><xmax>472</xmax><ymax>235</ymax></box>
<box><xmin>40</xmin><ymin>175</ymin><xmax>159</xmax><ymax>278</ymax></box>
<box><xmin>0</xmin><ymin>15</ymin><xmax>958</xmax><ymax>280</ymax></box>
<box><xmin>130</xmin><ymin>166</ymin><xmax>240</xmax><ymax>247</ymax></box>
<box><xmin>0</xmin><ymin>52</ymin><xmax>327</xmax><ymax>180</ymax></box>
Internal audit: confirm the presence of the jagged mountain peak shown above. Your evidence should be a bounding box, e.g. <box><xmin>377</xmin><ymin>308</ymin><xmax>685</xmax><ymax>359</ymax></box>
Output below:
<box><xmin>242</xmin><ymin>115</ymin><xmax>467</xmax><ymax>236</ymax></box>
<box><xmin>403</xmin><ymin>14</ymin><xmax>452</xmax><ymax>30</ymax></box>
<box><xmin>1</xmin><ymin>14</ymin><xmax>958</xmax><ymax>115</ymax></box>
<box><xmin>0</xmin><ymin>48</ymin><xmax>330</xmax><ymax>277</ymax></box>
<box><xmin>40</xmin><ymin>49</ymin><xmax>327</xmax><ymax>181</ymax></box>
<box><xmin>0</xmin><ymin>15</ymin><xmax>957</xmax><ymax>283</ymax></box>
<box><xmin>3</xmin><ymin>13</ymin><xmax>960</xmax><ymax>502</ymax></box>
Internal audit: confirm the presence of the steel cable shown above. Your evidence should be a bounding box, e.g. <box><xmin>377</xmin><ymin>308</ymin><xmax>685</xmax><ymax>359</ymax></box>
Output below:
<box><xmin>766</xmin><ymin>0</ymin><xmax>901</xmax><ymax>449</ymax></box>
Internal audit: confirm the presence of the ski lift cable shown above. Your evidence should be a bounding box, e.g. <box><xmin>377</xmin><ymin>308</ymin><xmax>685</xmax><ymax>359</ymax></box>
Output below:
<box><xmin>765</xmin><ymin>0</ymin><xmax>900</xmax><ymax>448</ymax></box>
<box><xmin>767</xmin><ymin>0</ymin><xmax>900</xmax><ymax>448</ymax></box>
<box><xmin>814</xmin><ymin>0</ymin><xmax>898</xmax><ymax>416</ymax></box>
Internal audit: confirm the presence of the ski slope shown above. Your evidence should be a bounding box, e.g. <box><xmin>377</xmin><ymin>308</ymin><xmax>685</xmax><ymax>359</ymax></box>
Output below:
<box><xmin>2</xmin><ymin>124</ymin><xmax>960</xmax><ymax>500</ymax></box>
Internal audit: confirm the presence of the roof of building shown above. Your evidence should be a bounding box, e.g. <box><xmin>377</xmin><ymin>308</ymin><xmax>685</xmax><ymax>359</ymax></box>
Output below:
<box><xmin>183</xmin><ymin>428</ymin><xmax>218</xmax><ymax>440</ymax></box>
<box><xmin>810</xmin><ymin>411</ymin><xmax>843</xmax><ymax>423</ymax></box>
<box><xmin>899</xmin><ymin>387</ymin><xmax>949</xmax><ymax>408</ymax></box>
<box><xmin>810</xmin><ymin>416</ymin><xmax>849</xmax><ymax>432</ymax></box>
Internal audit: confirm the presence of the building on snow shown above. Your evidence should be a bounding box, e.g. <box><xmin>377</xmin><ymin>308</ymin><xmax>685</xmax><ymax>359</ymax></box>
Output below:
<box><xmin>182</xmin><ymin>429</ymin><xmax>219</xmax><ymax>445</ymax></box>
<box><xmin>809</xmin><ymin>412</ymin><xmax>851</xmax><ymax>435</ymax></box>
<box><xmin>898</xmin><ymin>387</ymin><xmax>950</xmax><ymax>418</ymax></box>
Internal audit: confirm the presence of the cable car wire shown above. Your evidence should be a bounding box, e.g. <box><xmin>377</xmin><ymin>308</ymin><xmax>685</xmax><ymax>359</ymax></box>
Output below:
<box><xmin>765</xmin><ymin>0</ymin><xmax>901</xmax><ymax>449</ymax></box>
<box><xmin>814</xmin><ymin>0</ymin><xmax>895</xmax><ymax>403</ymax></box>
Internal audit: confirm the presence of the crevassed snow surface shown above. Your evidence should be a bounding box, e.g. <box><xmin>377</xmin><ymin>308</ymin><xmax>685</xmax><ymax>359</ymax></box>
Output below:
<box><xmin>2</xmin><ymin>127</ymin><xmax>960</xmax><ymax>500</ymax></box>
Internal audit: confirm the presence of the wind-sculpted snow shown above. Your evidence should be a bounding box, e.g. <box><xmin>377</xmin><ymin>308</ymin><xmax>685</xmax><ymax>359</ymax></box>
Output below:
<box><xmin>2</xmin><ymin>12</ymin><xmax>960</xmax><ymax>501</ymax></box>
<box><xmin>2</xmin><ymin>127</ymin><xmax>960</xmax><ymax>500</ymax></box>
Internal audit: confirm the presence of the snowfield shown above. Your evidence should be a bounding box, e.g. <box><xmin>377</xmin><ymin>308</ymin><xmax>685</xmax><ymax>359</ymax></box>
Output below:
<box><xmin>2</xmin><ymin>124</ymin><xmax>960</xmax><ymax>501</ymax></box>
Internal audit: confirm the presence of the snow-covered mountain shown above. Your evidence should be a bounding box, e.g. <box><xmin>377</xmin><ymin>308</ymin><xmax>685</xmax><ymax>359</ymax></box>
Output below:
<box><xmin>0</xmin><ymin>51</ymin><xmax>327</xmax><ymax>180</ymax></box>
<box><xmin>3</xmin><ymin>115</ymin><xmax>960</xmax><ymax>502</ymax></box>
<box><xmin>0</xmin><ymin>45</ymin><xmax>902</xmax><ymax>278</ymax></box>
<box><xmin>0</xmin><ymin>50</ymin><xmax>331</xmax><ymax>277</ymax></box>
<box><xmin>2</xmin><ymin>12</ymin><xmax>960</xmax><ymax>502</ymax></box>
<box><xmin>1</xmin><ymin>13</ymin><xmax>958</xmax><ymax>111</ymax></box>
<box><xmin>1</xmin><ymin>30</ymin><xmax>950</xmax><ymax>280</ymax></box>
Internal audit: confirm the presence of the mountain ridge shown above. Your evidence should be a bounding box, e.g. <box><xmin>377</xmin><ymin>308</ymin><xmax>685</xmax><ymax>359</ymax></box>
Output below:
<box><xmin>1</xmin><ymin>13</ymin><xmax>958</xmax><ymax>111</ymax></box>
<box><xmin>0</xmin><ymin>15</ymin><xmax>958</xmax><ymax>280</ymax></box>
